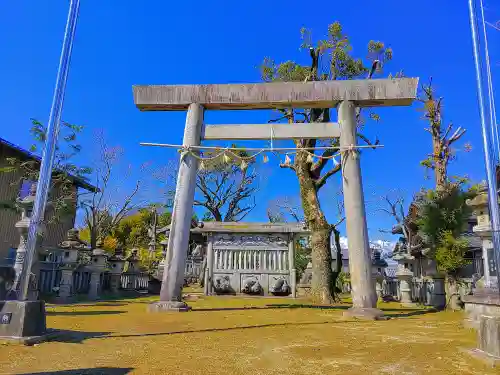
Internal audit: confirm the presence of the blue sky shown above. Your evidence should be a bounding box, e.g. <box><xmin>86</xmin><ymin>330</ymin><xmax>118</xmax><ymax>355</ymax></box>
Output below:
<box><xmin>0</xmin><ymin>1</ymin><xmax>498</xmax><ymax>241</ymax></box>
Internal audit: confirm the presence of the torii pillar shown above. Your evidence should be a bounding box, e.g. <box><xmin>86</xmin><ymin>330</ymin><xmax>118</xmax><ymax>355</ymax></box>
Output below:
<box><xmin>133</xmin><ymin>78</ymin><xmax>419</xmax><ymax>317</ymax></box>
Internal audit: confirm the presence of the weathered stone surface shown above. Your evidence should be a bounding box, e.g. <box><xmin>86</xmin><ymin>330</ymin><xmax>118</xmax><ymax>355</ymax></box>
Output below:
<box><xmin>148</xmin><ymin>301</ymin><xmax>191</xmax><ymax>313</ymax></box>
<box><xmin>479</xmin><ymin>315</ymin><xmax>500</xmax><ymax>359</ymax></box>
<box><xmin>0</xmin><ymin>300</ymin><xmax>46</xmax><ymax>339</ymax></box>
<box><xmin>133</xmin><ymin>78</ymin><xmax>419</xmax><ymax>111</ymax></box>
<box><xmin>463</xmin><ymin>290</ymin><xmax>500</xmax><ymax>330</ymax></box>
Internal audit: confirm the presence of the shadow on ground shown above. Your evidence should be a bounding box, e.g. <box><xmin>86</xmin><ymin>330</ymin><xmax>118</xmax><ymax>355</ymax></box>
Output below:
<box><xmin>105</xmin><ymin>320</ymin><xmax>369</xmax><ymax>339</ymax></box>
<box><xmin>47</xmin><ymin>330</ymin><xmax>112</xmax><ymax>344</ymax></box>
<box><xmin>17</xmin><ymin>367</ymin><xmax>133</xmax><ymax>375</ymax></box>
<box><xmin>47</xmin><ymin>303</ymin><xmax>130</xmax><ymax>308</ymax></box>
<box><xmin>192</xmin><ymin>304</ymin><xmax>350</xmax><ymax>312</ymax></box>
<box><xmin>47</xmin><ymin>311</ymin><xmax>126</xmax><ymax>316</ymax></box>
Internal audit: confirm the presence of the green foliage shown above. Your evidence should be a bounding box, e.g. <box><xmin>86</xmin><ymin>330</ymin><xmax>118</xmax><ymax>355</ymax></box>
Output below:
<box><xmin>263</xmin><ymin>21</ymin><xmax>393</xmax><ymax>84</ymax></box>
<box><xmin>0</xmin><ymin>119</ymin><xmax>91</xmax><ymax>223</ymax></box>
<box><xmin>416</xmin><ymin>182</ymin><xmax>477</xmax><ymax>275</ymax></box>
<box><xmin>294</xmin><ymin>239</ymin><xmax>311</xmax><ymax>282</ymax></box>
<box><xmin>335</xmin><ymin>271</ymin><xmax>348</xmax><ymax>291</ymax></box>
<box><xmin>434</xmin><ymin>231</ymin><xmax>470</xmax><ymax>275</ymax></box>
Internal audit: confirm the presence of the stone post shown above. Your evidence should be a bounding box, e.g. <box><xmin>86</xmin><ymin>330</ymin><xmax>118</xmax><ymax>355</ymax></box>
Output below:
<box><xmin>204</xmin><ymin>237</ymin><xmax>214</xmax><ymax>296</ymax></box>
<box><xmin>288</xmin><ymin>234</ymin><xmax>296</xmax><ymax>298</ymax></box>
<box><xmin>338</xmin><ymin>101</ymin><xmax>383</xmax><ymax>320</ymax></box>
<box><xmin>58</xmin><ymin>269</ymin><xmax>74</xmax><ymax>300</ymax></box>
<box><xmin>88</xmin><ymin>272</ymin><xmax>101</xmax><ymax>300</ymax></box>
<box><xmin>372</xmin><ymin>248</ymin><xmax>388</xmax><ymax>301</ymax></box>
<box><xmin>87</xmin><ymin>242</ymin><xmax>108</xmax><ymax>300</ymax></box>
<box><xmin>150</xmin><ymin>103</ymin><xmax>204</xmax><ymax>312</ymax></box>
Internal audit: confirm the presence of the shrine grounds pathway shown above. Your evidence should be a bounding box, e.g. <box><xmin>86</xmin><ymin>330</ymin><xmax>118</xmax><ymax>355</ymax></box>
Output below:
<box><xmin>0</xmin><ymin>294</ymin><xmax>496</xmax><ymax>375</ymax></box>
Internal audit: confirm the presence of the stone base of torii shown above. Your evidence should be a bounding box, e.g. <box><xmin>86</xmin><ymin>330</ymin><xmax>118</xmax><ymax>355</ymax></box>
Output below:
<box><xmin>133</xmin><ymin>78</ymin><xmax>419</xmax><ymax>319</ymax></box>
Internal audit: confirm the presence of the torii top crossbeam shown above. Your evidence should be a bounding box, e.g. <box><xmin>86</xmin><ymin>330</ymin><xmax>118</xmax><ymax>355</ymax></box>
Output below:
<box><xmin>133</xmin><ymin>78</ymin><xmax>418</xmax><ymax>111</ymax></box>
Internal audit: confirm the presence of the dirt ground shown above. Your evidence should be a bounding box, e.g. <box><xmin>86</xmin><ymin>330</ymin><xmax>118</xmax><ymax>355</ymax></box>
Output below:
<box><xmin>0</xmin><ymin>295</ymin><xmax>497</xmax><ymax>375</ymax></box>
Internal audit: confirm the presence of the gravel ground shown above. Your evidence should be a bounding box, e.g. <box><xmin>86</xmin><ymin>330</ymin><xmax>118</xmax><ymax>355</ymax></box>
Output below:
<box><xmin>0</xmin><ymin>296</ymin><xmax>496</xmax><ymax>375</ymax></box>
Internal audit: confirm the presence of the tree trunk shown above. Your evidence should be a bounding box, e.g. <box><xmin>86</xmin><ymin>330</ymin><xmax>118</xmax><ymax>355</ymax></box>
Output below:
<box><xmin>445</xmin><ymin>275</ymin><xmax>462</xmax><ymax>311</ymax></box>
<box><xmin>296</xmin><ymin>153</ymin><xmax>334</xmax><ymax>304</ymax></box>
<box><xmin>330</xmin><ymin>227</ymin><xmax>343</xmax><ymax>300</ymax></box>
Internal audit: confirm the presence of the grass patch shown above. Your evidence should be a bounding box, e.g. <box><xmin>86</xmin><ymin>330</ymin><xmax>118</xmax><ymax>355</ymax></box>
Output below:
<box><xmin>0</xmin><ymin>296</ymin><xmax>493</xmax><ymax>374</ymax></box>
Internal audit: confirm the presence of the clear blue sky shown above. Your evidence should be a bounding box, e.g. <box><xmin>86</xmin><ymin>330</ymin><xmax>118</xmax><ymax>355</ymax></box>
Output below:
<box><xmin>0</xmin><ymin>1</ymin><xmax>498</xmax><ymax>241</ymax></box>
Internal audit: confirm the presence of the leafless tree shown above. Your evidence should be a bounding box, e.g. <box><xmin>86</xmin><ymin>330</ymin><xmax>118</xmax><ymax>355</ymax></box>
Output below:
<box><xmin>418</xmin><ymin>79</ymin><xmax>468</xmax><ymax>190</ymax></box>
<box><xmin>79</xmin><ymin>131</ymin><xmax>148</xmax><ymax>249</ymax></box>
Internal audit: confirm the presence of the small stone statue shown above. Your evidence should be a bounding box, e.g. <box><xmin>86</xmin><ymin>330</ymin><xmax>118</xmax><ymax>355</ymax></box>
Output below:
<box><xmin>191</xmin><ymin>244</ymin><xmax>203</xmax><ymax>258</ymax></box>
<box><xmin>241</xmin><ymin>276</ymin><xmax>262</xmax><ymax>295</ymax></box>
<box><xmin>213</xmin><ymin>275</ymin><xmax>232</xmax><ymax>294</ymax></box>
<box><xmin>270</xmin><ymin>278</ymin><xmax>290</xmax><ymax>295</ymax></box>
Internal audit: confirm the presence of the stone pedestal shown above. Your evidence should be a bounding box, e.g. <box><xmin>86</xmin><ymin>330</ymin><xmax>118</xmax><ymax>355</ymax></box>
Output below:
<box><xmin>0</xmin><ymin>300</ymin><xmax>50</xmax><ymax>344</ymax></box>
<box><xmin>88</xmin><ymin>272</ymin><xmax>101</xmax><ymax>300</ymax></box>
<box><xmin>57</xmin><ymin>268</ymin><xmax>74</xmax><ymax>301</ymax></box>
<box><xmin>463</xmin><ymin>288</ymin><xmax>500</xmax><ymax>330</ymax></box>
<box><xmin>396</xmin><ymin>268</ymin><xmax>415</xmax><ymax>307</ymax></box>
<box><xmin>110</xmin><ymin>274</ymin><xmax>121</xmax><ymax>293</ymax></box>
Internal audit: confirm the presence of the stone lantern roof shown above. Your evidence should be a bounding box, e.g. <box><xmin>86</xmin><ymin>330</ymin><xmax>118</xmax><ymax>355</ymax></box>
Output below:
<box><xmin>59</xmin><ymin>229</ymin><xmax>88</xmax><ymax>250</ymax></box>
<box><xmin>108</xmin><ymin>243</ymin><xmax>127</xmax><ymax>262</ymax></box>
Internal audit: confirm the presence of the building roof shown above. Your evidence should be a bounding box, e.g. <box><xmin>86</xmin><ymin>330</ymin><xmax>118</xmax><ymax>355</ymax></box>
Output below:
<box><xmin>0</xmin><ymin>137</ymin><xmax>97</xmax><ymax>192</ymax></box>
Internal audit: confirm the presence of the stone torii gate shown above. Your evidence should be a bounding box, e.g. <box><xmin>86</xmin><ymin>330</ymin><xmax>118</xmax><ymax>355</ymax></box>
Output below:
<box><xmin>133</xmin><ymin>78</ymin><xmax>418</xmax><ymax>318</ymax></box>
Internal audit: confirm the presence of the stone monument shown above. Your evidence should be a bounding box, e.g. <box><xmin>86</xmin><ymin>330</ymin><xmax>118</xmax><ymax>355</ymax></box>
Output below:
<box><xmin>0</xmin><ymin>183</ymin><xmax>51</xmax><ymax>344</ymax></box>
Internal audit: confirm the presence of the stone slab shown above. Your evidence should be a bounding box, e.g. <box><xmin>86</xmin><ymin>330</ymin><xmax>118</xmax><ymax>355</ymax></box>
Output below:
<box><xmin>133</xmin><ymin>78</ymin><xmax>419</xmax><ymax>111</ymax></box>
<box><xmin>479</xmin><ymin>315</ymin><xmax>500</xmax><ymax>358</ymax></box>
<box><xmin>465</xmin><ymin>348</ymin><xmax>500</xmax><ymax>367</ymax></box>
<box><xmin>463</xmin><ymin>289</ymin><xmax>500</xmax><ymax>330</ymax></box>
<box><xmin>202</xmin><ymin>122</ymin><xmax>340</xmax><ymax>140</ymax></box>
<box><xmin>0</xmin><ymin>300</ymin><xmax>46</xmax><ymax>338</ymax></box>
<box><xmin>342</xmin><ymin>307</ymin><xmax>388</xmax><ymax>321</ymax></box>
<box><xmin>148</xmin><ymin>301</ymin><xmax>192</xmax><ymax>313</ymax></box>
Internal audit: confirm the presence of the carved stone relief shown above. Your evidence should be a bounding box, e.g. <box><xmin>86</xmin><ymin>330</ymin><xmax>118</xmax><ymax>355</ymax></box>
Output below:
<box><xmin>212</xmin><ymin>234</ymin><xmax>288</xmax><ymax>248</ymax></box>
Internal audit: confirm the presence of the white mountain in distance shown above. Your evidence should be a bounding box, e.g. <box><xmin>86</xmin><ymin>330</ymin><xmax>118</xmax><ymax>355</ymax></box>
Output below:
<box><xmin>336</xmin><ymin>237</ymin><xmax>396</xmax><ymax>261</ymax></box>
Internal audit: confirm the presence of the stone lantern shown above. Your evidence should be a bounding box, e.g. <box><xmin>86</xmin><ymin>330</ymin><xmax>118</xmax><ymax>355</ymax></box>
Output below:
<box><xmin>371</xmin><ymin>248</ymin><xmax>388</xmax><ymax>300</ymax></box>
<box><xmin>56</xmin><ymin>229</ymin><xmax>88</xmax><ymax>301</ymax></box>
<box><xmin>126</xmin><ymin>248</ymin><xmax>140</xmax><ymax>273</ymax></box>
<box><xmin>466</xmin><ymin>182</ymin><xmax>496</xmax><ymax>289</ymax></box>
<box><xmin>108</xmin><ymin>244</ymin><xmax>127</xmax><ymax>293</ymax></box>
<box><xmin>87</xmin><ymin>239</ymin><xmax>109</xmax><ymax>300</ymax></box>
<box><xmin>10</xmin><ymin>183</ymin><xmax>45</xmax><ymax>300</ymax></box>
<box><xmin>155</xmin><ymin>239</ymin><xmax>169</xmax><ymax>280</ymax></box>
<box><xmin>392</xmin><ymin>238</ymin><xmax>416</xmax><ymax>306</ymax></box>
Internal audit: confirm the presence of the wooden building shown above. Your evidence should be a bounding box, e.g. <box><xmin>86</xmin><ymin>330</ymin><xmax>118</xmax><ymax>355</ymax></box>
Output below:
<box><xmin>0</xmin><ymin>137</ymin><xmax>96</xmax><ymax>263</ymax></box>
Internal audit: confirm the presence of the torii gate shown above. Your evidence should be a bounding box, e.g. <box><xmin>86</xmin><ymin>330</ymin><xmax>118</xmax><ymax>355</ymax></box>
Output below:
<box><xmin>133</xmin><ymin>78</ymin><xmax>418</xmax><ymax>319</ymax></box>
